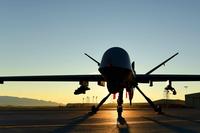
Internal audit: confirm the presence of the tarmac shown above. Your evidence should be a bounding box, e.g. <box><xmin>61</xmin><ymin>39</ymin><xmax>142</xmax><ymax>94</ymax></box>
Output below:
<box><xmin>0</xmin><ymin>107</ymin><xmax>199</xmax><ymax>133</ymax></box>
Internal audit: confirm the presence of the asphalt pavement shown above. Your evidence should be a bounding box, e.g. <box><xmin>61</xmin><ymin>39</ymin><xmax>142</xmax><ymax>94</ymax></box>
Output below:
<box><xmin>0</xmin><ymin>107</ymin><xmax>199</xmax><ymax>133</ymax></box>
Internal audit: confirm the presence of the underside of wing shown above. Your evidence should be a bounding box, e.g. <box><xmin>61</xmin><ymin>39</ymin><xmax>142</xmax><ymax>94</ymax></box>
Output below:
<box><xmin>136</xmin><ymin>74</ymin><xmax>200</xmax><ymax>83</ymax></box>
<box><xmin>0</xmin><ymin>74</ymin><xmax>104</xmax><ymax>84</ymax></box>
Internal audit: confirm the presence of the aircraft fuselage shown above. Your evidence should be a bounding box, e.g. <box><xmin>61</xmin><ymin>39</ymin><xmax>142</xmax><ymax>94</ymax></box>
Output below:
<box><xmin>98</xmin><ymin>47</ymin><xmax>135</xmax><ymax>93</ymax></box>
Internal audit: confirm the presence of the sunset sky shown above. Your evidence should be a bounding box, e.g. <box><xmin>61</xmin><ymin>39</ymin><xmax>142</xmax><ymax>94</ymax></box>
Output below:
<box><xmin>0</xmin><ymin>0</ymin><xmax>200</xmax><ymax>104</ymax></box>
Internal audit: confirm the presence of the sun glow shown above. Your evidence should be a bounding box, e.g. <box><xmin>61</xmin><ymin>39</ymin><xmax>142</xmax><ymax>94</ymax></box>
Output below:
<box><xmin>0</xmin><ymin>81</ymin><xmax>192</xmax><ymax>105</ymax></box>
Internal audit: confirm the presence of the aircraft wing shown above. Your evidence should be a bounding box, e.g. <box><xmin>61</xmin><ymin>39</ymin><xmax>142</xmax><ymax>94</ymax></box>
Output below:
<box><xmin>0</xmin><ymin>74</ymin><xmax>104</xmax><ymax>84</ymax></box>
<box><xmin>136</xmin><ymin>74</ymin><xmax>200</xmax><ymax>83</ymax></box>
<box><xmin>1</xmin><ymin>74</ymin><xmax>200</xmax><ymax>84</ymax></box>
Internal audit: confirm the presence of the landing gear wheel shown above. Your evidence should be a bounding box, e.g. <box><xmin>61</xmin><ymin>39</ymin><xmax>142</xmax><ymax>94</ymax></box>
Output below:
<box><xmin>117</xmin><ymin>117</ymin><xmax>127</xmax><ymax>126</ymax></box>
<box><xmin>156</xmin><ymin>105</ymin><xmax>162</xmax><ymax>114</ymax></box>
<box><xmin>91</xmin><ymin>105</ymin><xmax>97</xmax><ymax>114</ymax></box>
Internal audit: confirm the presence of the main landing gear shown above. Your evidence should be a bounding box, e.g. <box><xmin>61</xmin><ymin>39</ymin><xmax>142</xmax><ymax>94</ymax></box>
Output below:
<box><xmin>90</xmin><ymin>93</ymin><xmax>111</xmax><ymax>114</ymax></box>
<box><xmin>90</xmin><ymin>85</ymin><xmax>162</xmax><ymax>125</ymax></box>
<box><xmin>136</xmin><ymin>85</ymin><xmax>162</xmax><ymax>114</ymax></box>
<box><xmin>90</xmin><ymin>89</ymin><xmax>127</xmax><ymax>125</ymax></box>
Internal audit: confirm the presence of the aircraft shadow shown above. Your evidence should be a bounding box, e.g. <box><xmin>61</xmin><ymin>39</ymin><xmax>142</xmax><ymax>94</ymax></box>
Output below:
<box><xmin>116</xmin><ymin>118</ymin><xmax>130</xmax><ymax>133</ymax></box>
<box><xmin>162</xmin><ymin>113</ymin><xmax>200</xmax><ymax>124</ymax></box>
<box><xmin>143</xmin><ymin>117</ymin><xmax>198</xmax><ymax>133</ymax></box>
<box><xmin>52</xmin><ymin>112</ymin><xmax>94</xmax><ymax>133</ymax></box>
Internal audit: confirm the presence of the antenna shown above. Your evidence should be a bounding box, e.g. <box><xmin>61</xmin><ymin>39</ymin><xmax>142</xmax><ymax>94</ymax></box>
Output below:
<box><xmin>84</xmin><ymin>53</ymin><xmax>100</xmax><ymax>66</ymax></box>
<box><xmin>146</xmin><ymin>52</ymin><xmax>179</xmax><ymax>75</ymax></box>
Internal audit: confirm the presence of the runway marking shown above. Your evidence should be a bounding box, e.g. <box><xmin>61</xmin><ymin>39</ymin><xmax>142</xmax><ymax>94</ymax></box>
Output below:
<box><xmin>0</xmin><ymin>119</ymin><xmax>199</xmax><ymax>129</ymax></box>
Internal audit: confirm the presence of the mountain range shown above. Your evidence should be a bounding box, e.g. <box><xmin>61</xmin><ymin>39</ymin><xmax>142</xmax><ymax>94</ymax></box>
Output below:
<box><xmin>0</xmin><ymin>96</ymin><xmax>61</xmax><ymax>106</ymax></box>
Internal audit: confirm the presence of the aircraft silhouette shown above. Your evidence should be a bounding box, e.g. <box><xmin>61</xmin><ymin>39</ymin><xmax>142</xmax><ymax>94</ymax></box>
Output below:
<box><xmin>1</xmin><ymin>47</ymin><xmax>200</xmax><ymax>124</ymax></box>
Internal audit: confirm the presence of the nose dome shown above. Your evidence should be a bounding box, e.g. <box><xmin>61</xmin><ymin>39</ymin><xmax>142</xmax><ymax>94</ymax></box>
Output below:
<box><xmin>100</xmin><ymin>47</ymin><xmax>132</xmax><ymax>70</ymax></box>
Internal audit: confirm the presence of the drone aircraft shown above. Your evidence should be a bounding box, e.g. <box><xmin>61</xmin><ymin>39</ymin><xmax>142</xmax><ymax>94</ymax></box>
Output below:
<box><xmin>1</xmin><ymin>47</ymin><xmax>200</xmax><ymax>124</ymax></box>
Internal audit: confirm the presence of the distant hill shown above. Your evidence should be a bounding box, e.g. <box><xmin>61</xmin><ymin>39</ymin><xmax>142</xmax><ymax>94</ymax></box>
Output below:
<box><xmin>0</xmin><ymin>96</ymin><xmax>61</xmax><ymax>106</ymax></box>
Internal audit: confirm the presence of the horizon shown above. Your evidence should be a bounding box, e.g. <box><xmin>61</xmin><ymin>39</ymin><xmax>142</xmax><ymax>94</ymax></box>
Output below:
<box><xmin>0</xmin><ymin>95</ymin><xmax>186</xmax><ymax>107</ymax></box>
<box><xmin>0</xmin><ymin>1</ymin><xmax>200</xmax><ymax>104</ymax></box>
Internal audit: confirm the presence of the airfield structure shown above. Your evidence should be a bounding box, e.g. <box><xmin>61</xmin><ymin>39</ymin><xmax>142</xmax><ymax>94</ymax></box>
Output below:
<box><xmin>185</xmin><ymin>92</ymin><xmax>200</xmax><ymax>108</ymax></box>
